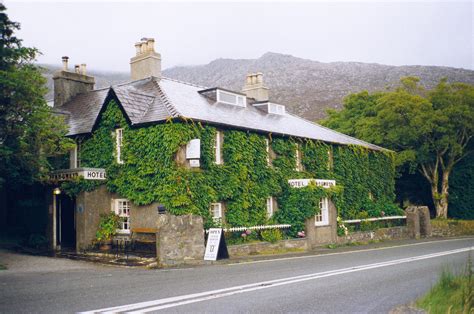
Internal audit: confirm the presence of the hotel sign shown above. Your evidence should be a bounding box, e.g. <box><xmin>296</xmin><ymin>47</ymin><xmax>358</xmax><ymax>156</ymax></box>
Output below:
<box><xmin>49</xmin><ymin>168</ymin><xmax>107</xmax><ymax>181</ymax></box>
<box><xmin>288</xmin><ymin>179</ymin><xmax>336</xmax><ymax>188</ymax></box>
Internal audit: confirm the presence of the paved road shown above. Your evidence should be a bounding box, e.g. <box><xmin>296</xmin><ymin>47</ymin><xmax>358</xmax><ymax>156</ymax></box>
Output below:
<box><xmin>0</xmin><ymin>237</ymin><xmax>472</xmax><ymax>313</ymax></box>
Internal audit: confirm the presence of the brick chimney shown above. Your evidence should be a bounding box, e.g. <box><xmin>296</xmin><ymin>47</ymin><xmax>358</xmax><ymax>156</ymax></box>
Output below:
<box><xmin>241</xmin><ymin>72</ymin><xmax>269</xmax><ymax>101</ymax></box>
<box><xmin>130</xmin><ymin>38</ymin><xmax>161</xmax><ymax>81</ymax></box>
<box><xmin>53</xmin><ymin>56</ymin><xmax>95</xmax><ymax>107</ymax></box>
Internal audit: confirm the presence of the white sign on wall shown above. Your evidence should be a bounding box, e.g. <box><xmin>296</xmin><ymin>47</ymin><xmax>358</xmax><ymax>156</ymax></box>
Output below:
<box><xmin>48</xmin><ymin>168</ymin><xmax>107</xmax><ymax>181</ymax></box>
<box><xmin>288</xmin><ymin>179</ymin><xmax>336</xmax><ymax>188</ymax></box>
<box><xmin>204</xmin><ymin>228</ymin><xmax>223</xmax><ymax>261</ymax></box>
<box><xmin>186</xmin><ymin>139</ymin><xmax>201</xmax><ymax>159</ymax></box>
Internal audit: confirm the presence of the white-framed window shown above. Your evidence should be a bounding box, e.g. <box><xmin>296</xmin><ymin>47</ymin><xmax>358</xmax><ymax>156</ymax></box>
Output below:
<box><xmin>214</xmin><ymin>131</ymin><xmax>223</xmax><ymax>165</ymax></box>
<box><xmin>265</xmin><ymin>138</ymin><xmax>271</xmax><ymax>166</ymax></box>
<box><xmin>116</xmin><ymin>128</ymin><xmax>124</xmax><ymax>164</ymax></box>
<box><xmin>295</xmin><ymin>143</ymin><xmax>302</xmax><ymax>171</ymax></box>
<box><xmin>266</xmin><ymin>197</ymin><xmax>274</xmax><ymax>218</ymax></box>
<box><xmin>268</xmin><ymin>103</ymin><xmax>285</xmax><ymax>115</ymax></box>
<box><xmin>210</xmin><ymin>202</ymin><xmax>223</xmax><ymax>224</ymax></box>
<box><xmin>217</xmin><ymin>89</ymin><xmax>246</xmax><ymax>107</ymax></box>
<box><xmin>315</xmin><ymin>197</ymin><xmax>329</xmax><ymax>226</ymax></box>
<box><xmin>113</xmin><ymin>199</ymin><xmax>131</xmax><ymax>233</ymax></box>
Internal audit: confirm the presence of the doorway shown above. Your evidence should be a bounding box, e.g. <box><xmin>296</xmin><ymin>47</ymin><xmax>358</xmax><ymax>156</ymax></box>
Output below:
<box><xmin>55</xmin><ymin>193</ymin><xmax>76</xmax><ymax>249</ymax></box>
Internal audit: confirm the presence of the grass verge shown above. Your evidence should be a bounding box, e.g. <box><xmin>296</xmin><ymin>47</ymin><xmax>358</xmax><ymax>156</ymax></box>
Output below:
<box><xmin>416</xmin><ymin>256</ymin><xmax>473</xmax><ymax>313</ymax></box>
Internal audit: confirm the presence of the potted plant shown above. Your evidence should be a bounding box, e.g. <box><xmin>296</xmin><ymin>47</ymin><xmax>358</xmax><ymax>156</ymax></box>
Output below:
<box><xmin>96</xmin><ymin>212</ymin><xmax>120</xmax><ymax>251</ymax></box>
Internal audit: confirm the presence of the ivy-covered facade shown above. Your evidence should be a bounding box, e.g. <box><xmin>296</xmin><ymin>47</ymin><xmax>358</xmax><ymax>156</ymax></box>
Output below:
<box><xmin>47</xmin><ymin>38</ymin><xmax>400</xmax><ymax>251</ymax></box>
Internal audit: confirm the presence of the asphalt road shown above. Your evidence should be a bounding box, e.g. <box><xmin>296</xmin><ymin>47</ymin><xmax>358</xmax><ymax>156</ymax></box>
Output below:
<box><xmin>0</xmin><ymin>237</ymin><xmax>472</xmax><ymax>313</ymax></box>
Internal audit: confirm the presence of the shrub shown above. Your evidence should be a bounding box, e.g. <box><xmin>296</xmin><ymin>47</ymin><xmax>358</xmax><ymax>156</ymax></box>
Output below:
<box><xmin>260</xmin><ymin>229</ymin><xmax>283</xmax><ymax>243</ymax></box>
<box><xmin>96</xmin><ymin>212</ymin><xmax>120</xmax><ymax>241</ymax></box>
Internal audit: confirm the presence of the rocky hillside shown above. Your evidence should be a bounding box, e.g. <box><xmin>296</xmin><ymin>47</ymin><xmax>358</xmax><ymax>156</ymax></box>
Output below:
<box><xmin>42</xmin><ymin>52</ymin><xmax>474</xmax><ymax>120</ymax></box>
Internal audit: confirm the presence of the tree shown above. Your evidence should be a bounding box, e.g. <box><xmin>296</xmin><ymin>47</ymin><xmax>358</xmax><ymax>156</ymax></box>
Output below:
<box><xmin>0</xmin><ymin>4</ymin><xmax>73</xmax><ymax>190</ymax></box>
<box><xmin>321</xmin><ymin>77</ymin><xmax>474</xmax><ymax>218</ymax></box>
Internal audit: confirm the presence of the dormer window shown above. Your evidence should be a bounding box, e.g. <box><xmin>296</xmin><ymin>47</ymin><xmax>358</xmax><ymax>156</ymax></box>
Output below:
<box><xmin>252</xmin><ymin>102</ymin><xmax>286</xmax><ymax>115</ymax></box>
<box><xmin>268</xmin><ymin>103</ymin><xmax>285</xmax><ymax>115</ymax></box>
<box><xmin>216</xmin><ymin>89</ymin><xmax>246</xmax><ymax>107</ymax></box>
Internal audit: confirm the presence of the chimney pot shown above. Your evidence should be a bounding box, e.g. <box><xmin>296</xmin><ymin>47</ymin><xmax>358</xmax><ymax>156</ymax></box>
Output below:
<box><xmin>140</xmin><ymin>42</ymin><xmax>147</xmax><ymax>54</ymax></box>
<box><xmin>80</xmin><ymin>64</ymin><xmax>87</xmax><ymax>75</ymax></box>
<box><xmin>251</xmin><ymin>74</ymin><xmax>257</xmax><ymax>85</ymax></box>
<box><xmin>135</xmin><ymin>42</ymin><xmax>142</xmax><ymax>55</ymax></box>
<box><xmin>246</xmin><ymin>74</ymin><xmax>252</xmax><ymax>85</ymax></box>
<box><xmin>147</xmin><ymin>38</ymin><xmax>155</xmax><ymax>52</ymax></box>
<box><xmin>74</xmin><ymin>65</ymin><xmax>80</xmax><ymax>74</ymax></box>
<box><xmin>62</xmin><ymin>56</ymin><xmax>69</xmax><ymax>71</ymax></box>
<box><xmin>257</xmin><ymin>72</ymin><xmax>263</xmax><ymax>84</ymax></box>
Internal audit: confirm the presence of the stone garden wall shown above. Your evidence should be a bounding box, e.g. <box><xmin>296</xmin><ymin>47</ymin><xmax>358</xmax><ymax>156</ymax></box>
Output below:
<box><xmin>431</xmin><ymin>219</ymin><xmax>474</xmax><ymax>237</ymax></box>
<box><xmin>227</xmin><ymin>238</ymin><xmax>308</xmax><ymax>256</ymax></box>
<box><xmin>156</xmin><ymin>214</ymin><xmax>205</xmax><ymax>266</ymax></box>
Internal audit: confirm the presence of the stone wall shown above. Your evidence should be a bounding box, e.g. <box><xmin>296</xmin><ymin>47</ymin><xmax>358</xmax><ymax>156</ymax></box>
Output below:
<box><xmin>76</xmin><ymin>185</ymin><xmax>116</xmax><ymax>251</ymax></box>
<box><xmin>336</xmin><ymin>226</ymin><xmax>409</xmax><ymax>244</ymax></box>
<box><xmin>156</xmin><ymin>214</ymin><xmax>205</xmax><ymax>266</ymax></box>
<box><xmin>305</xmin><ymin>199</ymin><xmax>337</xmax><ymax>248</ymax></box>
<box><xmin>228</xmin><ymin>238</ymin><xmax>308</xmax><ymax>256</ymax></box>
<box><xmin>432</xmin><ymin>219</ymin><xmax>474</xmax><ymax>237</ymax></box>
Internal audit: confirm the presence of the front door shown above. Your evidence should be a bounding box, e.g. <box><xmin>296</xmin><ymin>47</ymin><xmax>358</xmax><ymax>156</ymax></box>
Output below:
<box><xmin>56</xmin><ymin>194</ymin><xmax>76</xmax><ymax>249</ymax></box>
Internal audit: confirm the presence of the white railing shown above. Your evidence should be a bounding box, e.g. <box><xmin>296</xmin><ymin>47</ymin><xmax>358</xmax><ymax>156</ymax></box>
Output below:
<box><xmin>206</xmin><ymin>224</ymin><xmax>291</xmax><ymax>233</ymax></box>
<box><xmin>342</xmin><ymin>216</ymin><xmax>406</xmax><ymax>224</ymax></box>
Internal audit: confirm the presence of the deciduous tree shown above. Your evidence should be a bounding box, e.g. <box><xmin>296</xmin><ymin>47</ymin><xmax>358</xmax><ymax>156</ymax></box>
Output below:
<box><xmin>322</xmin><ymin>77</ymin><xmax>474</xmax><ymax>218</ymax></box>
<box><xmin>0</xmin><ymin>4</ymin><xmax>73</xmax><ymax>189</ymax></box>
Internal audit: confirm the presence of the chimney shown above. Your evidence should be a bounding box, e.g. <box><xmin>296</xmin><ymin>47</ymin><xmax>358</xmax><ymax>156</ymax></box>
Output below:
<box><xmin>130</xmin><ymin>37</ymin><xmax>161</xmax><ymax>81</ymax></box>
<box><xmin>52</xmin><ymin>56</ymin><xmax>95</xmax><ymax>107</ymax></box>
<box><xmin>241</xmin><ymin>72</ymin><xmax>269</xmax><ymax>101</ymax></box>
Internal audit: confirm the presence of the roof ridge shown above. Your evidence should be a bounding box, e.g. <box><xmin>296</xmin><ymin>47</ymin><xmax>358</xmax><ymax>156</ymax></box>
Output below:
<box><xmin>161</xmin><ymin>76</ymin><xmax>209</xmax><ymax>89</ymax></box>
<box><xmin>285</xmin><ymin>111</ymin><xmax>386</xmax><ymax>150</ymax></box>
<box><xmin>153</xmin><ymin>78</ymin><xmax>180</xmax><ymax>117</ymax></box>
<box><xmin>112</xmin><ymin>76</ymin><xmax>154</xmax><ymax>88</ymax></box>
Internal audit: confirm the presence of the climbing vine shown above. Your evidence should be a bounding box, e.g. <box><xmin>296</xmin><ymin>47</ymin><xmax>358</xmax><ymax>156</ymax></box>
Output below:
<box><xmin>60</xmin><ymin>100</ymin><xmax>401</xmax><ymax>232</ymax></box>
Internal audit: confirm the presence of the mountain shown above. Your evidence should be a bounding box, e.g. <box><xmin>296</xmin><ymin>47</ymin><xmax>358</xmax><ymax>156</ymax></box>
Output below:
<box><xmin>41</xmin><ymin>53</ymin><xmax>474</xmax><ymax>120</ymax></box>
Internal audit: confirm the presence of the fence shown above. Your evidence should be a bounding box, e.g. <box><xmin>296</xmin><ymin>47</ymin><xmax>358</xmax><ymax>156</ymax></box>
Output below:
<box><xmin>342</xmin><ymin>216</ymin><xmax>406</xmax><ymax>232</ymax></box>
<box><xmin>206</xmin><ymin>224</ymin><xmax>292</xmax><ymax>233</ymax></box>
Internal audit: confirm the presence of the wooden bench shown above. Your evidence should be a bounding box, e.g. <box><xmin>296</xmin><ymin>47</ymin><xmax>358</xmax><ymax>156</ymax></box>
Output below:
<box><xmin>131</xmin><ymin>228</ymin><xmax>157</xmax><ymax>244</ymax></box>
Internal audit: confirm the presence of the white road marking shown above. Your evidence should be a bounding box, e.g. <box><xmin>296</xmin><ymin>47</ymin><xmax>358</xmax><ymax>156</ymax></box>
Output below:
<box><xmin>83</xmin><ymin>246</ymin><xmax>473</xmax><ymax>313</ymax></box>
<box><xmin>227</xmin><ymin>237</ymin><xmax>474</xmax><ymax>266</ymax></box>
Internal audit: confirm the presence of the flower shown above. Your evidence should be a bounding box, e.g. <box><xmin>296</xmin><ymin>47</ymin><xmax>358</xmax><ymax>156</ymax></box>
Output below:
<box><xmin>245</xmin><ymin>229</ymin><xmax>252</xmax><ymax>235</ymax></box>
<box><xmin>297</xmin><ymin>231</ymin><xmax>306</xmax><ymax>238</ymax></box>
<box><xmin>241</xmin><ymin>233</ymin><xmax>247</xmax><ymax>238</ymax></box>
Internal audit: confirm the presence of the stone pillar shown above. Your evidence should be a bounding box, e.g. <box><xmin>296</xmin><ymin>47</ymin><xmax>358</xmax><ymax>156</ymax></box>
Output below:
<box><xmin>305</xmin><ymin>216</ymin><xmax>317</xmax><ymax>249</ymax></box>
<box><xmin>405</xmin><ymin>206</ymin><xmax>421</xmax><ymax>239</ymax></box>
<box><xmin>156</xmin><ymin>214</ymin><xmax>205</xmax><ymax>266</ymax></box>
<box><xmin>417</xmin><ymin>206</ymin><xmax>432</xmax><ymax>237</ymax></box>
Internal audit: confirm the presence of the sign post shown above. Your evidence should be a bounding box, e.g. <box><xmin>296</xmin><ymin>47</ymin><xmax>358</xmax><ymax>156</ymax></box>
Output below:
<box><xmin>204</xmin><ymin>228</ymin><xmax>228</xmax><ymax>261</ymax></box>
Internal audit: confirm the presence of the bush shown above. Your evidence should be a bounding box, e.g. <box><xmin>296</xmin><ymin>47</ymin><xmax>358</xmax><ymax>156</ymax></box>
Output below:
<box><xmin>260</xmin><ymin>229</ymin><xmax>283</xmax><ymax>243</ymax></box>
<box><xmin>96</xmin><ymin>212</ymin><xmax>120</xmax><ymax>241</ymax></box>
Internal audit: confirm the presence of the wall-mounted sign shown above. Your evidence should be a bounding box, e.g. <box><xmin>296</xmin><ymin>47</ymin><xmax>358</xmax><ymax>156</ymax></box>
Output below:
<box><xmin>48</xmin><ymin>168</ymin><xmax>107</xmax><ymax>182</ymax></box>
<box><xmin>189</xmin><ymin>159</ymin><xmax>200</xmax><ymax>168</ymax></box>
<box><xmin>186</xmin><ymin>139</ymin><xmax>201</xmax><ymax>159</ymax></box>
<box><xmin>204</xmin><ymin>228</ymin><xmax>229</xmax><ymax>261</ymax></box>
<box><xmin>288</xmin><ymin>179</ymin><xmax>336</xmax><ymax>188</ymax></box>
<box><xmin>157</xmin><ymin>204</ymin><xmax>166</xmax><ymax>214</ymax></box>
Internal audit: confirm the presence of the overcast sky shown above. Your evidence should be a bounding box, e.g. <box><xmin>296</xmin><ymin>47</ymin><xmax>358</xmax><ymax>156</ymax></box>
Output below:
<box><xmin>5</xmin><ymin>1</ymin><xmax>473</xmax><ymax>72</ymax></box>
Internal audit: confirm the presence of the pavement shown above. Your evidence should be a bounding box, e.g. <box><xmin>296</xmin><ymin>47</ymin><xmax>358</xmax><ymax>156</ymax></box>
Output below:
<box><xmin>0</xmin><ymin>236</ymin><xmax>472</xmax><ymax>313</ymax></box>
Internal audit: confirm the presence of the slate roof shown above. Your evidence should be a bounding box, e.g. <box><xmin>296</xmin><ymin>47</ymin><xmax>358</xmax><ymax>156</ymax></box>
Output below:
<box><xmin>58</xmin><ymin>76</ymin><xmax>385</xmax><ymax>150</ymax></box>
